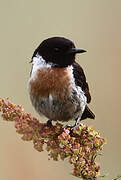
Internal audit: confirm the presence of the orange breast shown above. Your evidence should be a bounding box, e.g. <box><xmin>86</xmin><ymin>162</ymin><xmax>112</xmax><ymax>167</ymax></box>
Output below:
<box><xmin>29</xmin><ymin>67</ymin><xmax>73</xmax><ymax>101</ymax></box>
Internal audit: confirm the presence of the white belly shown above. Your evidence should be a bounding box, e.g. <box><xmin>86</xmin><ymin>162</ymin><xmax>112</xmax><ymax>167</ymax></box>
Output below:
<box><xmin>29</xmin><ymin>86</ymin><xmax>87</xmax><ymax>122</ymax></box>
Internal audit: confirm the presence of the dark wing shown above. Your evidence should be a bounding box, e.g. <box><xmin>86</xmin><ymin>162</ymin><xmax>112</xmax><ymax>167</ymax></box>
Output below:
<box><xmin>72</xmin><ymin>62</ymin><xmax>95</xmax><ymax>119</ymax></box>
<box><xmin>72</xmin><ymin>62</ymin><xmax>91</xmax><ymax>103</ymax></box>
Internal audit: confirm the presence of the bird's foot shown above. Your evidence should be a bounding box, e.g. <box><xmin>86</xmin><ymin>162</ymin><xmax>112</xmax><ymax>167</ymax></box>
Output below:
<box><xmin>63</xmin><ymin>117</ymin><xmax>82</xmax><ymax>132</ymax></box>
<box><xmin>64</xmin><ymin>124</ymin><xmax>73</xmax><ymax>129</ymax></box>
<box><xmin>64</xmin><ymin>123</ymin><xmax>79</xmax><ymax>131</ymax></box>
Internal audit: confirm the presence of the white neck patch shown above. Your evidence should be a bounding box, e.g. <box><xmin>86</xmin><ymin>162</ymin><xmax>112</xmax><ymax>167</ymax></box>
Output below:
<box><xmin>30</xmin><ymin>54</ymin><xmax>56</xmax><ymax>77</ymax></box>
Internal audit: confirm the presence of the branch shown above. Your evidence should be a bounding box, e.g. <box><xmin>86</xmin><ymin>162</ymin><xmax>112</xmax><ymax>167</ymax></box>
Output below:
<box><xmin>0</xmin><ymin>97</ymin><xmax>106</xmax><ymax>180</ymax></box>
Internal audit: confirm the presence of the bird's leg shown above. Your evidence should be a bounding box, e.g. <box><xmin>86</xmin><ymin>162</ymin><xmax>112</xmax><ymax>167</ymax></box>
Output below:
<box><xmin>45</xmin><ymin>119</ymin><xmax>53</xmax><ymax>127</ymax></box>
<box><xmin>40</xmin><ymin>119</ymin><xmax>53</xmax><ymax>132</ymax></box>
<box><xmin>75</xmin><ymin>116</ymin><xmax>82</xmax><ymax>126</ymax></box>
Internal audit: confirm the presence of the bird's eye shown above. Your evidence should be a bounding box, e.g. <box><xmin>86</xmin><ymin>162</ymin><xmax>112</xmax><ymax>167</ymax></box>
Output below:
<box><xmin>54</xmin><ymin>47</ymin><xmax>60</xmax><ymax>52</ymax></box>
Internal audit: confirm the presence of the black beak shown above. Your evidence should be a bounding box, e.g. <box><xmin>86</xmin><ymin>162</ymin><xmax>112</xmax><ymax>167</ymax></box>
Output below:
<box><xmin>29</xmin><ymin>59</ymin><xmax>33</xmax><ymax>63</ymax></box>
<box><xmin>67</xmin><ymin>48</ymin><xmax>87</xmax><ymax>54</ymax></box>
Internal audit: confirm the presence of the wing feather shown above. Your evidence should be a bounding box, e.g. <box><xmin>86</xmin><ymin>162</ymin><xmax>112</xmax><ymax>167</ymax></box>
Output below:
<box><xmin>72</xmin><ymin>62</ymin><xmax>95</xmax><ymax>120</ymax></box>
<box><xmin>72</xmin><ymin>62</ymin><xmax>91</xmax><ymax>103</ymax></box>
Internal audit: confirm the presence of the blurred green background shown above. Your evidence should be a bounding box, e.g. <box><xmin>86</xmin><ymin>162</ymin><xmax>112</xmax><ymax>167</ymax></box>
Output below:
<box><xmin>0</xmin><ymin>0</ymin><xmax>121</xmax><ymax>179</ymax></box>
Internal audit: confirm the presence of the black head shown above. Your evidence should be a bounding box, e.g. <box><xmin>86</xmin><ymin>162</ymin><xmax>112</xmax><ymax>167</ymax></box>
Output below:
<box><xmin>32</xmin><ymin>37</ymin><xmax>86</xmax><ymax>67</ymax></box>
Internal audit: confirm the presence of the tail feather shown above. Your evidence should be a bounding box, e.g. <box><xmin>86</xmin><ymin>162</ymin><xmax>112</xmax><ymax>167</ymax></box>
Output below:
<box><xmin>81</xmin><ymin>105</ymin><xmax>95</xmax><ymax>120</ymax></box>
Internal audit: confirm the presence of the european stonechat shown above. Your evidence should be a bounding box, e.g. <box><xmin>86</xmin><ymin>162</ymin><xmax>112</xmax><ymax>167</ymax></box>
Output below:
<box><xmin>28</xmin><ymin>37</ymin><xmax>95</xmax><ymax>128</ymax></box>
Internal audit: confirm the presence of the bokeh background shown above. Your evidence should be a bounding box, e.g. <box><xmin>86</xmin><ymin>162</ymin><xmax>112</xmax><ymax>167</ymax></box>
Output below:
<box><xmin>0</xmin><ymin>0</ymin><xmax>121</xmax><ymax>179</ymax></box>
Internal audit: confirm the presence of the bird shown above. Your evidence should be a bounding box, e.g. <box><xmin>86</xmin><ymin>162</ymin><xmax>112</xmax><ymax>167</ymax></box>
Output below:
<box><xmin>28</xmin><ymin>37</ymin><xmax>95</xmax><ymax>128</ymax></box>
